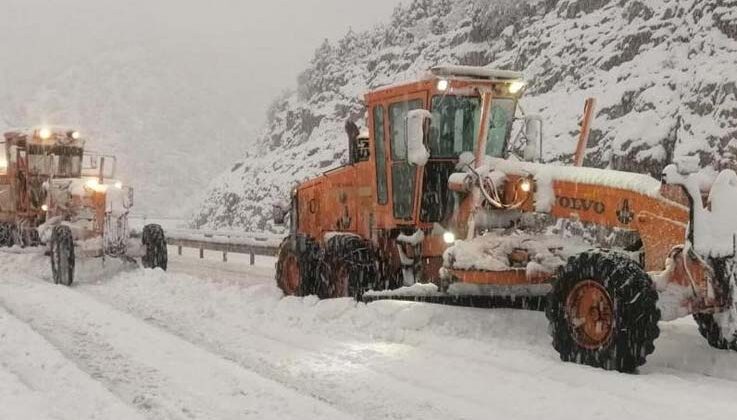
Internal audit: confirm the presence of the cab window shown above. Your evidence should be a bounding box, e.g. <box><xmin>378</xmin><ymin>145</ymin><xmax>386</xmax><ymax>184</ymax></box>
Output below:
<box><xmin>373</xmin><ymin>106</ymin><xmax>388</xmax><ymax>205</ymax></box>
<box><xmin>389</xmin><ymin>99</ymin><xmax>423</xmax><ymax>219</ymax></box>
<box><xmin>389</xmin><ymin>99</ymin><xmax>423</xmax><ymax>160</ymax></box>
<box><xmin>428</xmin><ymin>96</ymin><xmax>481</xmax><ymax>158</ymax></box>
<box><xmin>486</xmin><ymin>98</ymin><xmax>516</xmax><ymax>157</ymax></box>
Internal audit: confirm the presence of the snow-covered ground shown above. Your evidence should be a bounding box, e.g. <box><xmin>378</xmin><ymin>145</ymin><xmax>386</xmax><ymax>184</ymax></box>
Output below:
<box><xmin>1</xmin><ymin>248</ymin><xmax>737</xmax><ymax>419</ymax></box>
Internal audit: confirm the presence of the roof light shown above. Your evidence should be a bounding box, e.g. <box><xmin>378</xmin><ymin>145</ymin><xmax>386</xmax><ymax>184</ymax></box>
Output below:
<box><xmin>437</xmin><ymin>79</ymin><xmax>449</xmax><ymax>92</ymax></box>
<box><xmin>509</xmin><ymin>81</ymin><xmax>526</xmax><ymax>94</ymax></box>
<box><xmin>38</xmin><ymin>128</ymin><xmax>52</xmax><ymax>140</ymax></box>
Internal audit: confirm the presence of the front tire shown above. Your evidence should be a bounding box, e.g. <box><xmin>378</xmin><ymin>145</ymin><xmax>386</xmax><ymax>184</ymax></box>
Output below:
<box><xmin>275</xmin><ymin>235</ymin><xmax>319</xmax><ymax>296</ymax></box>
<box><xmin>142</xmin><ymin>224</ymin><xmax>168</xmax><ymax>270</ymax></box>
<box><xmin>546</xmin><ymin>250</ymin><xmax>660</xmax><ymax>373</ymax></box>
<box><xmin>50</xmin><ymin>225</ymin><xmax>75</xmax><ymax>286</ymax></box>
<box><xmin>318</xmin><ymin>235</ymin><xmax>376</xmax><ymax>300</ymax></box>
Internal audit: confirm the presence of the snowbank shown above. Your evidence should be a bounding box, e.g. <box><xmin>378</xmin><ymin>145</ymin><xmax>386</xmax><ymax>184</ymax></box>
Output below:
<box><xmin>444</xmin><ymin>230</ymin><xmax>589</xmax><ymax>275</ymax></box>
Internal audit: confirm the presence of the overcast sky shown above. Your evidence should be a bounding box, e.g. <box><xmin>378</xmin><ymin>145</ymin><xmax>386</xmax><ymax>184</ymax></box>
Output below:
<box><xmin>0</xmin><ymin>0</ymin><xmax>405</xmax><ymax>129</ymax></box>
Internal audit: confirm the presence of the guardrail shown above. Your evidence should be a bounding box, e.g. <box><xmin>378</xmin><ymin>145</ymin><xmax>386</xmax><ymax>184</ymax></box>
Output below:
<box><xmin>133</xmin><ymin>228</ymin><xmax>285</xmax><ymax>265</ymax></box>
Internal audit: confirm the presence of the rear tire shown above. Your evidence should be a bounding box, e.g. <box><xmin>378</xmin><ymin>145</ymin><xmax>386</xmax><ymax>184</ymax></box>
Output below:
<box><xmin>693</xmin><ymin>258</ymin><xmax>737</xmax><ymax>350</ymax></box>
<box><xmin>50</xmin><ymin>225</ymin><xmax>75</xmax><ymax>286</ymax></box>
<box><xmin>275</xmin><ymin>235</ymin><xmax>319</xmax><ymax>296</ymax></box>
<box><xmin>0</xmin><ymin>223</ymin><xmax>13</xmax><ymax>247</ymax></box>
<box><xmin>142</xmin><ymin>224</ymin><xmax>168</xmax><ymax>270</ymax></box>
<box><xmin>318</xmin><ymin>235</ymin><xmax>376</xmax><ymax>300</ymax></box>
<box><xmin>546</xmin><ymin>250</ymin><xmax>660</xmax><ymax>373</ymax></box>
<box><xmin>694</xmin><ymin>313</ymin><xmax>737</xmax><ymax>350</ymax></box>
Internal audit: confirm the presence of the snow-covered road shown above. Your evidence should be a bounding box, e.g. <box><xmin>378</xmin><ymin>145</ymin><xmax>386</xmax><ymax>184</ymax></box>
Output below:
<box><xmin>1</xmin><ymin>248</ymin><xmax>737</xmax><ymax>419</ymax></box>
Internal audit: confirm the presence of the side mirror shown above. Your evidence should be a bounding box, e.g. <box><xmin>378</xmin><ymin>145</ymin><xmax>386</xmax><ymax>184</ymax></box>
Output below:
<box><xmin>406</xmin><ymin>110</ymin><xmax>431</xmax><ymax>166</ymax></box>
<box><xmin>345</xmin><ymin>120</ymin><xmax>360</xmax><ymax>164</ymax></box>
<box><xmin>522</xmin><ymin>115</ymin><xmax>543</xmax><ymax>162</ymax></box>
<box><xmin>272</xmin><ymin>201</ymin><xmax>289</xmax><ymax>226</ymax></box>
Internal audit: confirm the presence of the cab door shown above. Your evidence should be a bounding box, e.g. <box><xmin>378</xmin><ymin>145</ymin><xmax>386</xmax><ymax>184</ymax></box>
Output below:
<box><xmin>15</xmin><ymin>148</ymin><xmax>28</xmax><ymax>213</ymax></box>
<box><xmin>386</xmin><ymin>94</ymin><xmax>427</xmax><ymax>224</ymax></box>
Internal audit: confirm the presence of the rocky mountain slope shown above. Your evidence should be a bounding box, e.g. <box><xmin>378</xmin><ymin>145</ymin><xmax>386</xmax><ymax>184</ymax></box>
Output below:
<box><xmin>194</xmin><ymin>0</ymin><xmax>737</xmax><ymax>230</ymax></box>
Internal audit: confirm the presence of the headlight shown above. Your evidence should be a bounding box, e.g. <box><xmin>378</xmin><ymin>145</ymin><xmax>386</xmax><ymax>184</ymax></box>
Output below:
<box><xmin>114</xmin><ymin>181</ymin><xmax>123</xmax><ymax>189</ymax></box>
<box><xmin>437</xmin><ymin>79</ymin><xmax>449</xmax><ymax>92</ymax></box>
<box><xmin>70</xmin><ymin>131</ymin><xmax>80</xmax><ymax>140</ymax></box>
<box><xmin>509</xmin><ymin>81</ymin><xmax>526</xmax><ymax>94</ymax></box>
<box><xmin>38</xmin><ymin>128</ymin><xmax>52</xmax><ymax>140</ymax></box>
<box><xmin>85</xmin><ymin>178</ymin><xmax>107</xmax><ymax>193</ymax></box>
<box><xmin>519</xmin><ymin>179</ymin><xmax>532</xmax><ymax>193</ymax></box>
<box><xmin>443</xmin><ymin>231</ymin><xmax>456</xmax><ymax>244</ymax></box>
<box><xmin>41</xmin><ymin>204</ymin><xmax>48</xmax><ymax>212</ymax></box>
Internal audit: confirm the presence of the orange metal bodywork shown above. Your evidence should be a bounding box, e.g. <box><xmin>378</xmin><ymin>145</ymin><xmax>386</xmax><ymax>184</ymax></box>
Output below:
<box><xmin>295</xmin><ymin>76</ymin><xmax>518</xmax><ymax>248</ymax></box>
<box><xmin>0</xmin><ymin>133</ymin><xmax>52</xmax><ymax>227</ymax></box>
<box><xmin>450</xmin><ymin>268</ymin><xmax>551</xmax><ymax>285</ymax></box>
<box><xmin>498</xmin><ymin>175</ymin><xmax>689</xmax><ymax>272</ymax></box>
<box><xmin>291</xmin><ymin>71</ymin><xmax>696</xmax><ymax>298</ymax></box>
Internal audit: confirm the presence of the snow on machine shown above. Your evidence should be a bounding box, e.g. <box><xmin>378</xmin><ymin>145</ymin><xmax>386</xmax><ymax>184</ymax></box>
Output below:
<box><xmin>274</xmin><ymin>65</ymin><xmax>737</xmax><ymax>372</ymax></box>
<box><xmin>0</xmin><ymin>128</ymin><xmax>168</xmax><ymax>285</ymax></box>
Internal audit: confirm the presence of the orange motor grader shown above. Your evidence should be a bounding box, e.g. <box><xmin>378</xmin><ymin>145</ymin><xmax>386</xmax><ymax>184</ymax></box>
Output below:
<box><xmin>0</xmin><ymin>128</ymin><xmax>168</xmax><ymax>286</ymax></box>
<box><xmin>275</xmin><ymin>65</ymin><xmax>737</xmax><ymax>372</ymax></box>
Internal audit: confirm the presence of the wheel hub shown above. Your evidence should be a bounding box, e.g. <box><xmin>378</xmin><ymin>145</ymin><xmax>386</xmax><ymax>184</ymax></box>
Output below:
<box><xmin>331</xmin><ymin>264</ymin><xmax>350</xmax><ymax>298</ymax></box>
<box><xmin>565</xmin><ymin>280</ymin><xmax>615</xmax><ymax>349</ymax></box>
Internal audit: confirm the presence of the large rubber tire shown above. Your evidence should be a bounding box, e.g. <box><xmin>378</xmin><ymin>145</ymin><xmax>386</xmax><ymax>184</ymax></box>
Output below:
<box><xmin>142</xmin><ymin>224</ymin><xmax>168</xmax><ymax>270</ymax></box>
<box><xmin>693</xmin><ymin>258</ymin><xmax>737</xmax><ymax>350</ymax></box>
<box><xmin>318</xmin><ymin>235</ymin><xmax>377</xmax><ymax>300</ymax></box>
<box><xmin>0</xmin><ymin>223</ymin><xmax>13</xmax><ymax>247</ymax></box>
<box><xmin>546</xmin><ymin>250</ymin><xmax>660</xmax><ymax>373</ymax></box>
<box><xmin>275</xmin><ymin>235</ymin><xmax>319</xmax><ymax>296</ymax></box>
<box><xmin>50</xmin><ymin>225</ymin><xmax>75</xmax><ymax>286</ymax></box>
<box><xmin>694</xmin><ymin>313</ymin><xmax>737</xmax><ymax>350</ymax></box>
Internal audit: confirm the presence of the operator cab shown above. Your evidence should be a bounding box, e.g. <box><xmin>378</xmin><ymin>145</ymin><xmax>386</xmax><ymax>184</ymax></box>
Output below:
<box><xmin>363</xmin><ymin>65</ymin><xmax>537</xmax><ymax>230</ymax></box>
<box><xmin>1</xmin><ymin>128</ymin><xmax>86</xmax><ymax>214</ymax></box>
<box><xmin>2</xmin><ymin>128</ymin><xmax>85</xmax><ymax>178</ymax></box>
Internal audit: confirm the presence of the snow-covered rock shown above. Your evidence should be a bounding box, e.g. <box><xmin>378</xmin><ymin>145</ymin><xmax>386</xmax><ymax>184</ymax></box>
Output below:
<box><xmin>195</xmin><ymin>0</ymin><xmax>737</xmax><ymax>230</ymax></box>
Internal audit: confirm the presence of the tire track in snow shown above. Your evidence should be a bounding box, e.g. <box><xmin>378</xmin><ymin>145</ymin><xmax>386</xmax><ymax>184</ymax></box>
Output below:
<box><xmin>0</xmin><ymin>306</ymin><xmax>144</xmax><ymax>420</ymax></box>
<box><xmin>0</xmin><ymin>276</ymin><xmax>352</xmax><ymax>420</ymax></box>
<box><xmin>79</xmin><ymin>267</ymin><xmax>737</xmax><ymax>420</ymax></box>
<box><xmin>5</xmin><ymin>251</ymin><xmax>737</xmax><ymax>419</ymax></box>
<box><xmin>81</xmin><ymin>288</ymin><xmax>483</xmax><ymax>419</ymax></box>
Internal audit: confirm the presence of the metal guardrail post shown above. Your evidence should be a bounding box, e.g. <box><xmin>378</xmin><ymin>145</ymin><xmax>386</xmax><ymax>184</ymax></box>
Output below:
<box><xmin>250</xmin><ymin>249</ymin><xmax>255</xmax><ymax>265</ymax></box>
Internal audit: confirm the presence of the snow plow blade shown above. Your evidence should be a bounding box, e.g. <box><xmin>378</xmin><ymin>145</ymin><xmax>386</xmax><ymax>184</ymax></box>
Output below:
<box><xmin>361</xmin><ymin>287</ymin><xmax>547</xmax><ymax>311</ymax></box>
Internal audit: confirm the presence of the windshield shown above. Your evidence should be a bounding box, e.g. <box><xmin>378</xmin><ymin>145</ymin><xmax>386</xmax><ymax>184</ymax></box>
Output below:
<box><xmin>55</xmin><ymin>154</ymin><xmax>82</xmax><ymax>177</ymax></box>
<box><xmin>421</xmin><ymin>96</ymin><xmax>517</xmax><ymax>223</ymax></box>
<box><xmin>27</xmin><ymin>145</ymin><xmax>83</xmax><ymax>177</ymax></box>
<box><xmin>428</xmin><ymin>95</ymin><xmax>516</xmax><ymax>159</ymax></box>
<box><xmin>429</xmin><ymin>96</ymin><xmax>481</xmax><ymax>158</ymax></box>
